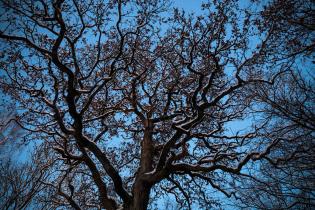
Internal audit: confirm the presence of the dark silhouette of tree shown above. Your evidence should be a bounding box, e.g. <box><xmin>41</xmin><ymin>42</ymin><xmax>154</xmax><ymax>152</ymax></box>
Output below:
<box><xmin>232</xmin><ymin>0</ymin><xmax>315</xmax><ymax>209</ymax></box>
<box><xmin>233</xmin><ymin>71</ymin><xmax>315</xmax><ymax>209</ymax></box>
<box><xmin>0</xmin><ymin>156</ymin><xmax>47</xmax><ymax>210</ymax></box>
<box><xmin>0</xmin><ymin>99</ymin><xmax>46</xmax><ymax>210</ymax></box>
<box><xmin>0</xmin><ymin>0</ymin><xmax>313</xmax><ymax>209</ymax></box>
<box><xmin>233</xmin><ymin>54</ymin><xmax>315</xmax><ymax>209</ymax></box>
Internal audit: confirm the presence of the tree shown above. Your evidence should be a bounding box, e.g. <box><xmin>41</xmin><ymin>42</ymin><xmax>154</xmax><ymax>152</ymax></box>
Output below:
<box><xmin>0</xmin><ymin>156</ymin><xmax>47</xmax><ymax>210</ymax></box>
<box><xmin>0</xmin><ymin>0</ymin><xmax>313</xmax><ymax>209</ymax></box>
<box><xmin>0</xmin><ymin>99</ymin><xmax>47</xmax><ymax>210</ymax></box>
<box><xmin>231</xmin><ymin>0</ymin><xmax>315</xmax><ymax>208</ymax></box>
<box><xmin>233</xmin><ymin>70</ymin><xmax>315</xmax><ymax>209</ymax></box>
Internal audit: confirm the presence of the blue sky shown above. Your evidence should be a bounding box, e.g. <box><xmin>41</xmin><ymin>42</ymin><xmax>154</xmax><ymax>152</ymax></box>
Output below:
<box><xmin>174</xmin><ymin>0</ymin><xmax>204</xmax><ymax>12</ymax></box>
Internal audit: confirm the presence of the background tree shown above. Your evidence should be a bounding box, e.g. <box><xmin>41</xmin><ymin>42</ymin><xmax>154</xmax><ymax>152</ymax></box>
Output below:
<box><xmin>0</xmin><ymin>155</ymin><xmax>48</xmax><ymax>210</ymax></box>
<box><xmin>232</xmin><ymin>0</ymin><xmax>315</xmax><ymax>208</ymax></box>
<box><xmin>234</xmin><ymin>71</ymin><xmax>315</xmax><ymax>209</ymax></box>
<box><xmin>0</xmin><ymin>0</ymin><xmax>313</xmax><ymax>209</ymax></box>
<box><xmin>0</xmin><ymin>97</ymin><xmax>48</xmax><ymax>209</ymax></box>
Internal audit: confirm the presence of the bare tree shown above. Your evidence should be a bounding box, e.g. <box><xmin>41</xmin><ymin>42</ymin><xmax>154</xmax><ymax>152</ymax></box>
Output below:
<box><xmin>233</xmin><ymin>72</ymin><xmax>315</xmax><ymax>209</ymax></box>
<box><xmin>0</xmin><ymin>98</ymin><xmax>46</xmax><ymax>210</ymax></box>
<box><xmin>0</xmin><ymin>0</ymin><xmax>313</xmax><ymax>209</ymax></box>
<box><xmin>232</xmin><ymin>0</ymin><xmax>315</xmax><ymax>208</ymax></box>
<box><xmin>0</xmin><ymin>152</ymin><xmax>48</xmax><ymax>210</ymax></box>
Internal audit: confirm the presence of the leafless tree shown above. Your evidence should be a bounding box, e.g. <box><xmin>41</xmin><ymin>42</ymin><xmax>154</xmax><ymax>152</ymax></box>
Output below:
<box><xmin>233</xmin><ymin>60</ymin><xmax>315</xmax><ymax>210</ymax></box>
<box><xmin>0</xmin><ymin>100</ymin><xmax>47</xmax><ymax>210</ymax></box>
<box><xmin>0</xmin><ymin>0</ymin><xmax>313</xmax><ymax>209</ymax></box>
<box><xmin>0</xmin><ymin>152</ymin><xmax>48</xmax><ymax>210</ymax></box>
<box><xmin>232</xmin><ymin>0</ymin><xmax>315</xmax><ymax>209</ymax></box>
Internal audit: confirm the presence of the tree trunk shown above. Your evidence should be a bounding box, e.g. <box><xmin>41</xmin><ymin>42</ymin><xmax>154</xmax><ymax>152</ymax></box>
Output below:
<box><xmin>125</xmin><ymin>119</ymin><xmax>154</xmax><ymax>210</ymax></box>
<box><xmin>127</xmin><ymin>180</ymin><xmax>151</xmax><ymax>210</ymax></box>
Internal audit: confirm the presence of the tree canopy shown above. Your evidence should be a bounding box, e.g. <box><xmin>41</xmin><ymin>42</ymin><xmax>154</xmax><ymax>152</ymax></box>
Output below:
<box><xmin>0</xmin><ymin>0</ymin><xmax>314</xmax><ymax>209</ymax></box>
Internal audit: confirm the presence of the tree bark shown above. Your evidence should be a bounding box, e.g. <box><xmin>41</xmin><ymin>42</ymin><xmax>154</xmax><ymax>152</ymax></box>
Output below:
<box><xmin>127</xmin><ymin>180</ymin><xmax>152</xmax><ymax>210</ymax></box>
<box><xmin>125</xmin><ymin>119</ymin><xmax>154</xmax><ymax>210</ymax></box>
